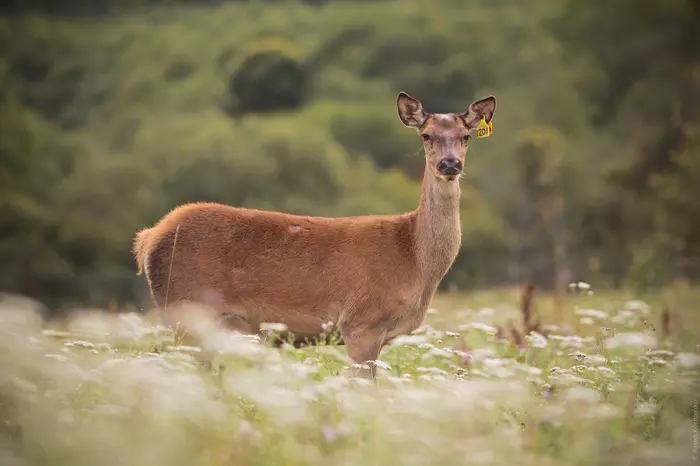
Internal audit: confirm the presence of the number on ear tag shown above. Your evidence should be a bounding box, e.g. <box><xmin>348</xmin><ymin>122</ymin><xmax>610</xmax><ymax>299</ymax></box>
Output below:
<box><xmin>475</xmin><ymin>116</ymin><xmax>492</xmax><ymax>139</ymax></box>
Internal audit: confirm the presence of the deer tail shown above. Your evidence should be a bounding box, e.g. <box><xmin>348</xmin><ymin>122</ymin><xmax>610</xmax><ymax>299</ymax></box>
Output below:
<box><xmin>133</xmin><ymin>227</ymin><xmax>153</xmax><ymax>276</ymax></box>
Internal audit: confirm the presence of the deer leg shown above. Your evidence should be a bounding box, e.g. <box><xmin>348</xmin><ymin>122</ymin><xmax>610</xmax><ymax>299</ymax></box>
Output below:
<box><xmin>342</xmin><ymin>328</ymin><xmax>386</xmax><ymax>379</ymax></box>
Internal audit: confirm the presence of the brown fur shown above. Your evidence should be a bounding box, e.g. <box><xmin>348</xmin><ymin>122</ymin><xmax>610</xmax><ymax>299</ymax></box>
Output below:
<box><xmin>134</xmin><ymin>92</ymin><xmax>496</xmax><ymax>376</ymax></box>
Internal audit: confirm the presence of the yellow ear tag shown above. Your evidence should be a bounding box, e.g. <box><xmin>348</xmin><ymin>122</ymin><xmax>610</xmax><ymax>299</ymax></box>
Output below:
<box><xmin>475</xmin><ymin>115</ymin><xmax>492</xmax><ymax>139</ymax></box>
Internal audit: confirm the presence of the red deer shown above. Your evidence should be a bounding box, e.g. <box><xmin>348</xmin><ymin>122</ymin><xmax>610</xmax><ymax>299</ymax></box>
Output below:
<box><xmin>133</xmin><ymin>92</ymin><xmax>496</xmax><ymax>377</ymax></box>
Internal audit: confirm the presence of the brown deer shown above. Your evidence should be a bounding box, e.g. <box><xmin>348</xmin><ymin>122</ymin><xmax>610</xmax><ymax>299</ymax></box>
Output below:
<box><xmin>133</xmin><ymin>92</ymin><xmax>496</xmax><ymax>377</ymax></box>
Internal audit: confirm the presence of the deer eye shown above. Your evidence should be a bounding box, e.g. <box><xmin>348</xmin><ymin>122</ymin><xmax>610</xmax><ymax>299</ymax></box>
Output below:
<box><xmin>421</xmin><ymin>134</ymin><xmax>431</xmax><ymax>142</ymax></box>
<box><xmin>463</xmin><ymin>135</ymin><xmax>471</xmax><ymax>143</ymax></box>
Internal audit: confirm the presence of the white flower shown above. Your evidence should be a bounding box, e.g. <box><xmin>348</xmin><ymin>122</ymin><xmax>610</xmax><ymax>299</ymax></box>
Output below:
<box><xmin>457</xmin><ymin>322</ymin><xmax>497</xmax><ymax>335</ymax></box>
<box><xmin>369</xmin><ymin>360</ymin><xmax>392</xmax><ymax>371</ymax></box>
<box><xmin>675</xmin><ymin>352</ymin><xmax>700</xmax><ymax>369</ymax></box>
<box><xmin>605</xmin><ymin>332</ymin><xmax>657</xmax><ymax>350</ymax></box>
<box><xmin>426</xmin><ymin>308</ymin><xmax>439</xmax><ymax>315</ymax></box>
<box><xmin>575</xmin><ymin>308</ymin><xmax>609</xmax><ymax>320</ymax></box>
<box><xmin>569</xmin><ymin>281</ymin><xmax>591</xmax><ymax>290</ymax></box>
<box><xmin>166</xmin><ymin>345</ymin><xmax>202</xmax><ymax>353</ymax></box>
<box><xmin>579</xmin><ymin>317</ymin><xmax>595</xmax><ymax>326</ymax></box>
<box><xmin>526</xmin><ymin>331</ymin><xmax>548</xmax><ymax>348</ymax></box>
<box><xmin>624</xmin><ymin>300</ymin><xmax>650</xmax><ymax>316</ymax></box>
<box><xmin>64</xmin><ymin>340</ymin><xmax>95</xmax><ymax>349</ymax></box>
<box><xmin>582</xmin><ymin>355</ymin><xmax>607</xmax><ymax>366</ymax></box>
<box><xmin>44</xmin><ymin>354</ymin><xmax>68</xmax><ymax>362</ymax></box>
<box><xmin>612</xmin><ymin>309</ymin><xmax>645</xmax><ymax>326</ymax></box>
<box><xmin>259</xmin><ymin>322</ymin><xmax>288</xmax><ymax>333</ymax></box>
<box><xmin>471</xmin><ymin>347</ymin><xmax>498</xmax><ymax>361</ymax></box>
<box><xmin>42</xmin><ymin>329</ymin><xmax>71</xmax><ymax>338</ymax></box>
<box><xmin>416</xmin><ymin>367</ymin><xmax>449</xmax><ymax>376</ymax></box>
<box><xmin>591</xmin><ymin>366</ymin><xmax>617</xmax><ymax>378</ymax></box>
<box><xmin>390</xmin><ymin>335</ymin><xmax>427</xmax><ymax>347</ymax></box>
<box><xmin>422</xmin><ymin>347</ymin><xmax>453</xmax><ymax>359</ymax></box>
<box><xmin>646</xmin><ymin>349</ymin><xmax>675</xmax><ymax>358</ymax></box>
<box><xmin>583</xmin><ymin>404</ymin><xmax>624</xmax><ymax>420</ymax></box>
<box><xmin>634</xmin><ymin>402</ymin><xmax>658</xmax><ymax>416</ymax></box>
<box><xmin>557</xmin><ymin>335</ymin><xmax>587</xmax><ymax>349</ymax></box>
<box><xmin>564</xmin><ymin>386</ymin><xmax>601</xmax><ymax>404</ymax></box>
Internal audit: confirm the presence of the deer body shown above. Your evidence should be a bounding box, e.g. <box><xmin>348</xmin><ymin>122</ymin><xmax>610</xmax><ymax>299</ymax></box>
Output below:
<box><xmin>134</xmin><ymin>92</ymin><xmax>496</xmax><ymax>375</ymax></box>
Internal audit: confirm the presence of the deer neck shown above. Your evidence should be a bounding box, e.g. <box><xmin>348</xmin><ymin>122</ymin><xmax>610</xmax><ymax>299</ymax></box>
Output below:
<box><xmin>413</xmin><ymin>167</ymin><xmax>462</xmax><ymax>288</ymax></box>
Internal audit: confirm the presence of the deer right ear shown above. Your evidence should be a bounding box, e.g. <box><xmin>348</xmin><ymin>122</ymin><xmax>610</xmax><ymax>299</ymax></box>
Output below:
<box><xmin>397</xmin><ymin>92</ymin><xmax>427</xmax><ymax>128</ymax></box>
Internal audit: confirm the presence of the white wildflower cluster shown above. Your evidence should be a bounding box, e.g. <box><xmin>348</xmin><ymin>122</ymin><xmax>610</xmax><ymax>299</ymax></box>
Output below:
<box><xmin>0</xmin><ymin>295</ymin><xmax>695</xmax><ymax>466</ymax></box>
<box><xmin>605</xmin><ymin>332</ymin><xmax>658</xmax><ymax>351</ymax></box>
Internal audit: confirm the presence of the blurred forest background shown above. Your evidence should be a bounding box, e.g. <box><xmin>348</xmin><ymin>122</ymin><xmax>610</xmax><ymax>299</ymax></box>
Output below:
<box><xmin>1</xmin><ymin>0</ymin><xmax>699</xmax><ymax>312</ymax></box>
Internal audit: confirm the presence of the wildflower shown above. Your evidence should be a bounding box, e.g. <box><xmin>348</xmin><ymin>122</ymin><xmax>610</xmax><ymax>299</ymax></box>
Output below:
<box><xmin>166</xmin><ymin>345</ymin><xmax>202</xmax><ymax>353</ymax></box>
<box><xmin>64</xmin><ymin>340</ymin><xmax>95</xmax><ymax>349</ymax></box>
<box><xmin>321</xmin><ymin>425</ymin><xmax>336</xmax><ymax>442</ymax></box>
<box><xmin>350</xmin><ymin>363</ymin><xmax>371</xmax><ymax>371</ymax></box>
<box><xmin>259</xmin><ymin>322</ymin><xmax>288</xmax><ymax>333</ymax></box>
<box><xmin>42</xmin><ymin>329</ymin><xmax>71</xmax><ymax>338</ymax></box>
<box><xmin>422</xmin><ymin>347</ymin><xmax>453</xmax><ymax>359</ymax></box>
<box><xmin>526</xmin><ymin>331</ymin><xmax>548</xmax><ymax>348</ymax></box>
<box><xmin>591</xmin><ymin>366</ymin><xmax>617</xmax><ymax>378</ymax></box>
<box><xmin>579</xmin><ymin>317</ymin><xmax>594</xmax><ymax>326</ymax></box>
<box><xmin>387</xmin><ymin>376</ymin><xmax>409</xmax><ymax>385</ymax></box>
<box><xmin>675</xmin><ymin>352</ymin><xmax>700</xmax><ymax>369</ymax></box>
<box><xmin>454</xmin><ymin>350</ymin><xmax>471</xmax><ymax>366</ymax></box>
<box><xmin>390</xmin><ymin>335</ymin><xmax>427</xmax><ymax>347</ymax></box>
<box><xmin>416</xmin><ymin>367</ymin><xmax>449</xmax><ymax>376</ymax></box>
<box><xmin>634</xmin><ymin>402</ymin><xmax>658</xmax><ymax>416</ymax></box>
<box><xmin>44</xmin><ymin>354</ymin><xmax>68</xmax><ymax>362</ymax></box>
<box><xmin>583</xmin><ymin>404</ymin><xmax>624</xmax><ymax>420</ymax></box>
<box><xmin>563</xmin><ymin>386</ymin><xmax>601</xmax><ymax>404</ymax></box>
<box><xmin>624</xmin><ymin>300</ymin><xmax>650</xmax><ymax>316</ymax></box>
<box><xmin>457</xmin><ymin>322</ymin><xmax>498</xmax><ymax>335</ymax></box>
<box><xmin>605</xmin><ymin>332</ymin><xmax>658</xmax><ymax>350</ymax></box>
<box><xmin>445</xmin><ymin>331</ymin><xmax>460</xmax><ymax>337</ymax></box>
<box><xmin>646</xmin><ymin>349</ymin><xmax>675</xmax><ymax>358</ymax></box>
<box><xmin>558</xmin><ymin>335</ymin><xmax>587</xmax><ymax>349</ymax></box>
<box><xmin>582</xmin><ymin>355</ymin><xmax>607</xmax><ymax>366</ymax></box>
<box><xmin>575</xmin><ymin>308</ymin><xmax>609</xmax><ymax>320</ymax></box>
<box><xmin>369</xmin><ymin>360</ymin><xmax>392</xmax><ymax>371</ymax></box>
<box><xmin>611</xmin><ymin>310</ymin><xmax>639</xmax><ymax>325</ymax></box>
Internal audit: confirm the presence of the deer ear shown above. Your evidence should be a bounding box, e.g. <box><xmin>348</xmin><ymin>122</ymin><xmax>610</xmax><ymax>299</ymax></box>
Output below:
<box><xmin>397</xmin><ymin>92</ymin><xmax>427</xmax><ymax>128</ymax></box>
<box><xmin>461</xmin><ymin>96</ymin><xmax>496</xmax><ymax>130</ymax></box>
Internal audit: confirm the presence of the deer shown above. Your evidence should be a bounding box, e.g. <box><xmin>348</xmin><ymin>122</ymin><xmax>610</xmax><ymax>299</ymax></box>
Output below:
<box><xmin>133</xmin><ymin>91</ymin><xmax>496</xmax><ymax>377</ymax></box>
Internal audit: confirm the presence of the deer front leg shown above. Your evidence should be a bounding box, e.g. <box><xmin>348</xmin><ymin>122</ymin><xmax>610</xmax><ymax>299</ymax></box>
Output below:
<box><xmin>341</xmin><ymin>327</ymin><xmax>386</xmax><ymax>379</ymax></box>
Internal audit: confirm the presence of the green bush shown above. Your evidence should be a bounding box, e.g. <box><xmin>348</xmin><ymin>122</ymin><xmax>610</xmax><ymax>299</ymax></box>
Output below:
<box><xmin>228</xmin><ymin>40</ymin><xmax>310</xmax><ymax>114</ymax></box>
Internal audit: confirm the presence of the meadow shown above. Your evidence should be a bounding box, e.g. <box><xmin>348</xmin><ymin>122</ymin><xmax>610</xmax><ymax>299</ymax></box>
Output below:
<box><xmin>1</xmin><ymin>285</ymin><xmax>698</xmax><ymax>466</ymax></box>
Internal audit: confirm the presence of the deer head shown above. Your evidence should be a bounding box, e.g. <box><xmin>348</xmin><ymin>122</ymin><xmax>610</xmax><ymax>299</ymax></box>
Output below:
<box><xmin>396</xmin><ymin>92</ymin><xmax>496</xmax><ymax>181</ymax></box>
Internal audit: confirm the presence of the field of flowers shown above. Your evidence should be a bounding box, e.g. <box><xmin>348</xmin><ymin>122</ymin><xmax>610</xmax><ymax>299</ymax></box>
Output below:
<box><xmin>1</xmin><ymin>286</ymin><xmax>698</xmax><ymax>466</ymax></box>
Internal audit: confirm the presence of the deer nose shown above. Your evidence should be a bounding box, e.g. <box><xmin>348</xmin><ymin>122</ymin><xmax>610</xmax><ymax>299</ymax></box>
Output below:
<box><xmin>437</xmin><ymin>157</ymin><xmax>462</xmax><ymax>176</ymax></box>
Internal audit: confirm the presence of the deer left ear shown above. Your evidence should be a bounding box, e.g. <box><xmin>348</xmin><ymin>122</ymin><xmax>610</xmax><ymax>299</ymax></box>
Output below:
<box><xmin>461</xmin><ymin>96</ymin><xmax>496</xmax><ymax>130</ymax></box>
<box><xmin>397</xmin><ymin>92</ymin><xmax>428</xmax><ymax>128</ymax></box>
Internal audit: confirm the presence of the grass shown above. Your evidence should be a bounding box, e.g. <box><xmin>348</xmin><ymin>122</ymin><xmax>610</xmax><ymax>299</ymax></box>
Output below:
<box><xmin>1</xmin><ymin>284</ymin><xmax>699</xmax><ymax>466</ymax></box>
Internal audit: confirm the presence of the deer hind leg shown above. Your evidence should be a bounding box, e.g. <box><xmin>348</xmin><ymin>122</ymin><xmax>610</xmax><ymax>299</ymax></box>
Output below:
<box><xmin>341</xmin><ymin>327</ymin><xmax>386</xmax><ymax>379</ymax></box>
